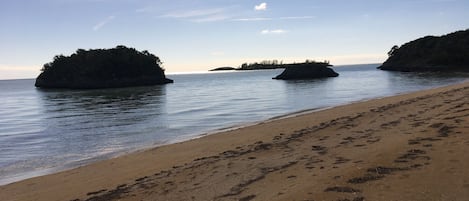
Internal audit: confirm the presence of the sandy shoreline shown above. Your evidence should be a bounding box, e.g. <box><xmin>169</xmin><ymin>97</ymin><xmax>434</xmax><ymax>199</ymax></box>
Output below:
<box><xmin>1</xmin><ymin>81</ymin><xmax>468</xmax><ymax>201</ymax></box>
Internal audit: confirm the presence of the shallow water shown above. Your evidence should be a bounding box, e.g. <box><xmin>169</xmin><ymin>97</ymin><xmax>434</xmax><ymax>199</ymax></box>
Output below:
<box><xmin>0</xmin><ymin>64</ymin><xmax>467</xmax><ymax>185</ymax></box>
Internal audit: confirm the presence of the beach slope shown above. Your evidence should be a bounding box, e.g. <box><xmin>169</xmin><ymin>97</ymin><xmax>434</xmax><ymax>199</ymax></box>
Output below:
<box><xmin>1</xmin><ymin>81</ymin><xmax>468</xmax><ymax>201</ymax></box>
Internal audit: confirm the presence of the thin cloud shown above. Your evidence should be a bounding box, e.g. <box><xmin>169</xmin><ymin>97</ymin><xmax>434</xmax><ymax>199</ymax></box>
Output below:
<box><xmin>161</xmin><ymin>8</ymin><xmax>228</xmax><ymax>22</ymax></box>
<box><xmin>194</xmin><ymin>15</ymin><xmax>229</xmax><ymax>23</ymax></box>
<box><xmin>255</xmin><ymin>2</ymin><xmax>267</xmax><ymax>11</ymax></box>
<box><xmin>233</xmin><ymin>16</ymin><xmax>314</xmax><ymax>22</ymax></box>
<box><xmin>163</xmin><ymin>8</ymin><xmax>224</xmax><ymax>18</ymax></box>
<box><xmin>93</xmin><ymin>15</ymin><xmax>115</xmax><ymax>31</ymax></box>
<box><xmin>261</xmin><ymin>29</ymin><xmax>287</xmax><ymax>34</ymax></box>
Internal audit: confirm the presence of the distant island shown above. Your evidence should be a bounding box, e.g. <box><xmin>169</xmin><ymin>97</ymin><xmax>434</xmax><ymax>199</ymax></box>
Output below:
<box><xmin>237</xmin><ymin>60</ymin><xmax>288</xmax><ymax>70</ymax></box>
<box><xmin>209</xmin><ymin>60</ymin><xmax>286</xmax><ymax>71</ymax></box>
<box><xmin>209</xmin><ymin>60</ymin><xmax>339</xmax><ymax>79</ymax></box>
<box><xmin>35</xmin><ymin>46</ymin><xmax>173</xmax><ymax>89</ymax></box>
<box><xmin>379</xmin><ymin>29</ymin><xmax>469</xmax><ymax>72</ymax></box>
<box><xmin>273</xmin><ymin>61</ymin><xmax>339</xmax><ymax>80</ymax></box>
<box><xmin>209</xmin><ymin>67</ymin><xmax>236</xmax><ymax>71</ymax></box>
<box><xmin>210</xmin><ymin>59</ymin><xmax>331</xmax><ymax>71</ymax></box>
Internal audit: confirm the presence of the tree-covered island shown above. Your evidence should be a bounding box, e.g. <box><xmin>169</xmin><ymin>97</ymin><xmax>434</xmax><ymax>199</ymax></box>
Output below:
<box><xmin>210</xmin><ymin>60</ymin><xmax>339</xmax><ymax>79</ymax></box>
<box><xmin>210</xmin><ymin>59</ymin><xmax>334</xmax><ymax>71</ymax></box>
<box><xmin>35</xmin><ymin>46</ymin><xmax>173</xmax><ymax>89</ymax></box>
<box><xmin>379</xmin><ymin>29</ymin><xmax>469</xmax><ymax>72</ymax></box>
<box><xmin>272</xmin><ymin>60</ymin><xmax>339</xmax><ymax>80</ymax></box>
<box><xmin>237</xmin><ymin>60</ymin><xmax>289</xmax><ymax>70</ymax></box>
<box><xmin>209</xmin><ymin>60</ymin><xmax>286</xmax><ymax>71</ymax></box>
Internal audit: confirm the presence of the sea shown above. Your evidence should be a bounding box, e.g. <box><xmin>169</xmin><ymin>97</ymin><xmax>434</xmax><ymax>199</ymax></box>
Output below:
<box><xmin>0</xmin><ymin>64</ymin><xmax>468</xmax><ymax>185</ymax></box>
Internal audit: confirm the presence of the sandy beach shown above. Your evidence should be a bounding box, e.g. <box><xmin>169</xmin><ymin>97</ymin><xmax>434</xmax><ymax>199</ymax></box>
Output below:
<box><xmin>1</xmin><ymin>81</ymin><xmax>468</xmax><ymax>201</ymax></box>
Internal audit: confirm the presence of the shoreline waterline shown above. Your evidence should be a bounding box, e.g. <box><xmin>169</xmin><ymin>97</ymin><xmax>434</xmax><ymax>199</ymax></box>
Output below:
<box><xmin>0</xmin><ymin>79</ymin><xmax>466</xmax><ymax>186</ymax></box>
<box><xmin>1</xmin><ymin>65</ymin><xmax>468</xmax><ymax>187</ymax></box>
<box><xmin>1</xmin><ymin>81</ymin><xmax>467</xmax><ymax>201</ymax></box>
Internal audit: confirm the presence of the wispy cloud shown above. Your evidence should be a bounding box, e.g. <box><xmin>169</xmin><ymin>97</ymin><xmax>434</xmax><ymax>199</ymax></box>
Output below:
<box><xmin>255</xmin><ymin>2</ymin><xmax>267</xmax><ymax>11</ymax></box>
<box><xmin>194</xmin><ymin>15</ymin><xmax>229</xmax><ymax>22</ymax></box>
<box><xmin>157</xmin><ymin>4</ymin><xmax>312</xmax><ymax>23</ymax></box>
<box><xmin>233</xmin><ymin>16</ymin><xmax>314</xmax><ymax>22</ymax></box>
<box><xmin>163</xmin><ymin>8</ymin><xmax>224</xmax><ymax>18</ymax></box>
<box><xmin>93</xmin><ymin>15</ymin><xmax>115</xmax><ymax>31</ymax></box>
<box><xmin>161</xmin><ymin>8</ymin><xmax>228</xmax><ymax>22</ymax></box>
<box><xmin>261</xmin><ymin>29</ymin><xmax>287</xmax><ymax>34</ymax></box>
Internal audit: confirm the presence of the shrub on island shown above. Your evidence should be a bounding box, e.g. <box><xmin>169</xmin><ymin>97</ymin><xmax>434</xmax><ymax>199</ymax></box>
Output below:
<box><xmin>35</xmin><ymin>45</ymin><xmax>173</xmax><ymax>89</ymax></box>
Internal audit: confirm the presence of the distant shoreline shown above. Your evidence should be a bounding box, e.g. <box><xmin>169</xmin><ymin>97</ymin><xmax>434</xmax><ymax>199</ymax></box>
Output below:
<box><xmin>0</xmin><ymin>63</ymin><xmax>383</xmax><ymax>81</ymax></box>
<box><xmin>210</xmin><ymin>60</ymin><xmax>332</xmax><ymax>71</ymax></box>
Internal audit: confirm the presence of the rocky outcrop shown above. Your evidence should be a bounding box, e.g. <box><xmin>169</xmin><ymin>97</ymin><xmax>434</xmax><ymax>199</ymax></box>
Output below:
<box><xmin>273</xmin><ymin>63</ymin><xmax>339</xmax><ymax>80</ymax></box>
<box><xmin>35</xmin><ymin>46</ymin><xmax>173</xmax><ymax>89</ymax></box>
<box><xmin>378</xmin><ymin>29</ymin><xmax>469</xmax><ymax>72</ymax></box>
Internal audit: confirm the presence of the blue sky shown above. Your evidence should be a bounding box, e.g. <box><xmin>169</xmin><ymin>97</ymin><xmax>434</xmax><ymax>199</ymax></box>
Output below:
<box><xmin>1</xmin><ymin>0</ymin><xmax>468</xmax><ymax>79</ymax></box>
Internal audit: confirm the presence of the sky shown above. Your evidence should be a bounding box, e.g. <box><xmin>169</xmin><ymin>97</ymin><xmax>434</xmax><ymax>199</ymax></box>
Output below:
<box><xmin>1</xmin><ymin>0</ymin><xmax>469</xmax><ymax>79</ymax></box>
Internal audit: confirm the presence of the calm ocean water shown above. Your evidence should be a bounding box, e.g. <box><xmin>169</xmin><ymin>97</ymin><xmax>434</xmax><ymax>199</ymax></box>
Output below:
<box><xmin>0</xmin><ymin>64</ymin><xmax>468</xmax><ymax>185</ymax></box>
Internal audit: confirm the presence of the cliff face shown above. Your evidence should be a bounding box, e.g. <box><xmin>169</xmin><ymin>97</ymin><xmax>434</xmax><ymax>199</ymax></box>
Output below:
<box><xmin>35</xmin><ymin>46</ymin><xmax>173</xmax><ymax>89</ymax></box>
<box><xmin>273</xmin><ymin>63</ymin><xmax>339</xmax><ymax>80</ymax></box>
<box><xmin>379</xmin><ymin>29</ymin><xmax>469</xmax><ymax>72</ymax></box>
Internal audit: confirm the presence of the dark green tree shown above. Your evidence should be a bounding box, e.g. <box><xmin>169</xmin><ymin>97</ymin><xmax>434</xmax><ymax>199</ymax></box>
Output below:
<box><xmin>387</xmin><ymin>45</ymin><xmax>399</xmax><ymax>57</ymax></box>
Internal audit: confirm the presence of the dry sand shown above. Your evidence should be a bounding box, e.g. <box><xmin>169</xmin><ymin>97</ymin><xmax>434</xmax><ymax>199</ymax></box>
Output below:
<box><xmin>1</xmin><ymin>81</ymin><xmax>468</xmax><ymax>201</ymax></box>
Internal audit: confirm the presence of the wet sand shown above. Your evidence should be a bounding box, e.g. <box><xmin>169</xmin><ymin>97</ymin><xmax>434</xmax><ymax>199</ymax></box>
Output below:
<box><xmin>1</xmin><ymin>81</ymin><xmax>468</xmax><ymax>201</ymax></box>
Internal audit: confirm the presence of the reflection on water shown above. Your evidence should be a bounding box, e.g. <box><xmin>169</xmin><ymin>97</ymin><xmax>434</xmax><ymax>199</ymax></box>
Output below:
<box><xmin>0</xmin><ymin>85</ymin><xmax>167</xmax><ymax>184</ymax></box>
<box><xmin>38</xmin><ymin>86</ymin><xmax>167</xmax><ymax>124</ymax></box>
<box><xmin>0</xmin><ymin>65</ymin><xmax>467</xmax><ymax>185</ymax></box>
<box><xmin>279</xmin><ymin>64</ymin><xmax>391</xmax><ymax>109</ymax></box>
<box><xmin>385</xmin><ymin>71</ymin><xmax>468</xmax><ymax>92</ymax></box>
<box><xmin>36</xmin><ymin>85</ymin><xmax>168</xmax><ymax>157</ymax></box>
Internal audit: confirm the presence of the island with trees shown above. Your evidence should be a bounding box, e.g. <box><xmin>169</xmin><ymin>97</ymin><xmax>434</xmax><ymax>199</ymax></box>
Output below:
<box><xmin>378</xmin><ymin>29</ymin><xmax>469</xmax><ymax>72</ymax></box>
<box><xmin>210</xmin><ymin>59</ymin><xmax>339</xmax><ymax>79</ymax></box>
<box><xmin>237</xmin><ymin>60</ymin><xmax>287</xmax><ymax>70</ymax></box>
<box><xmin>35</xmin><ymin>45</ymin><xmax>173</xmax><ymax>89</ymax></box>
<box><xmin>209</xmin><ymin>60</ymin><xmax>286</xmax><ymax>71</ymax></box>
<box><xmin>272</xmin><ymin>60</ymin><xmax>339</xmax><ymax>80</ymax></box>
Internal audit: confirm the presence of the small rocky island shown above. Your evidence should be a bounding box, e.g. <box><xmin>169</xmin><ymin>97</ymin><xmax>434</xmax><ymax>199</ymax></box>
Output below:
<box><xmin>379</xmin><ymin>29</ymin><xmax>469</xmax><ymax>72</ymax></box>
<box><xmin>273</xmin><ymin>61</ymin><xmax>339</xmax><ymax>80</ymax></box>
<box><xmin>35</xmin><ymin>46</ymin><xmax>173</xmax><ymax>89</ymax></box>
